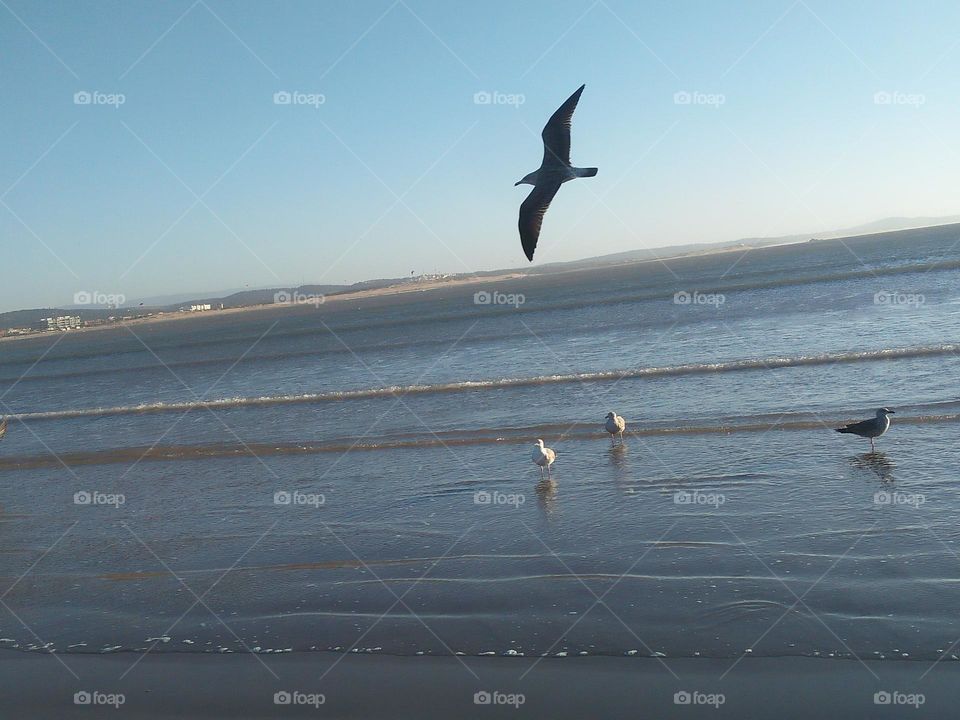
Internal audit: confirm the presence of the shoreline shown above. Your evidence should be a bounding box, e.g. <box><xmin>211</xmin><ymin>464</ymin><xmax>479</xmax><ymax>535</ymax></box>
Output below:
<box><xmin>0</xmin><ymin>238</ymin><xmax>801</xmax><ymax>346</ymax></box>
<box><xmin>0</xmin><ymin>271</ymin><xmax>530</xmax><ymax>345</ymax></box>
<box><xmin>2</xmin><ymin>652</ymin><xmax>950</xmax><ymax>718</ymax></box>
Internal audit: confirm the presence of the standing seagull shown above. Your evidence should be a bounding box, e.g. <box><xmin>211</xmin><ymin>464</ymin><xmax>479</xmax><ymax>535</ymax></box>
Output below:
<box><xmin>604</xmin><ymin>411</ymin><xmax>626</xmax><ymax>445</ymax></box>
<box><xmin>835</xmin><ymin>408</ymin><xmax>895</xmax><ymax>452</ymax></box>
<box><xmin>516</xmin><ymin>84</ymin><xmax>598</xmax><ymax>261</ymax></box>
<box><xmin>532</xmin><ymin>439</ymin><xmax>556</xmax><ymax>479</ymax></box>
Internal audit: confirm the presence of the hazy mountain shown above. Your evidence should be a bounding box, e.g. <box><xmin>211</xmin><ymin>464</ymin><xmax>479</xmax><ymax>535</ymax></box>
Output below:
<box><xmin>544</xmin><ymin>216</ymin><xmax>960</xmax><ymax>271</ymax></box>
<box><xmin>6</xmin><ymin>215</ymin><xmax>960</xmax><ymax>328</ymax></box>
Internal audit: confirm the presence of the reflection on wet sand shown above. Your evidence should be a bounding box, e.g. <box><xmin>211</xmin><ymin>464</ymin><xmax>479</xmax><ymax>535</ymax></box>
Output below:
<box><xmin>607</xmin><ymin>444</ymin><xmax>635</xmax><ymax>494</ymax></box>
<box><xmin>852</xmin><ymin>451</ymin><xmax>895</xmax><ymax>483</ymax></box>
<box><xmin>536</xmin><ymin>479</ymin><xmax>558</xmax><ymax>517</ymax></box>
<box><xmin>608</xmin><ymin>443</ymin><xmax>628</xmax><ymax>469</ymax></box>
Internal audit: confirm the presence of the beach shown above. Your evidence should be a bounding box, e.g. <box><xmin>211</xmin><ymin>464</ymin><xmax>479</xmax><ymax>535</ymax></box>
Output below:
<box><xmin>2</xmin><ymin>226</ymin><xmax>960</xmax><ymax>715</ymax></box>
<box><xmin>0</xmin><ymin>234</ymin><xmax>802</xmax><ymax>346</ymax></box>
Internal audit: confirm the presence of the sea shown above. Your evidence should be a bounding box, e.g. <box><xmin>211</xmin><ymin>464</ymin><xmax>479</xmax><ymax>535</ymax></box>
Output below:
<box><xmin>2</xmin><ymin>224</ymin><xmax>960</xmax><ymax>666</ymax></box>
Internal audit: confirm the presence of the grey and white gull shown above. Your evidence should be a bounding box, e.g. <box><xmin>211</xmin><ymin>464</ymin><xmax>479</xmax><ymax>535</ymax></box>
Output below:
<box><xmin>835</xmin><ymin>408</ymin><xmax>895</xmax><ymax>451</ymax></box>
<box><xmin>604</xmin><ymin>411</ymin><xmax>626</xmax><ymax>445</ymax></box>
<box><xmin>532</xmin><ymin>439</ymin><xmax>556</xmax><ymax>479</ymax></box>
<box><xmin>516</xmin><ymin>84</ymin><xmax>597</xmax><ymax>261</ymax></box>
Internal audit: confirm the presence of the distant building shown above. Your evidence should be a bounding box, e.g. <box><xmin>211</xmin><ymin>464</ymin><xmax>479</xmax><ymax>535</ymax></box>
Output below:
<box><xmin>38</xmin><ymin>315</ymin><xmax>82</xmax><ymax>331</ymax></box>
<box><xmin>189</xmin><ymin>304</ymin><xmax>212</xmax><ymax>312</ymax></box>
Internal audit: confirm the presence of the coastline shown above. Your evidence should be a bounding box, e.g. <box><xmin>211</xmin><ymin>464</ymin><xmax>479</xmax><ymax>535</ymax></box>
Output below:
<box><xmin>0</xmin><ymin>271</ymin><xmax>529</xmax><ymax>345</ymax></box>
<box><xmin>2</xmin><ymin>651</ymin><xmax>949</xmax><ymax>719</ymax></box>
<box><xmin>0</xmin><ymin>238</ymin><xmax>799</xmax><ymax>346</ymax></box>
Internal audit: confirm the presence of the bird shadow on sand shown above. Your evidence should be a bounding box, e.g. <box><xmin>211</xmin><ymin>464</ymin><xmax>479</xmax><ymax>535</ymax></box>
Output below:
<box><xmin>851</xmin><ymin>451</ymin><xmax>896</xmax><ymax>483</ymax></box>
<box><xmin>535</xmin><ymin>478</ymin><xmax>558</xmax><ymax>517</ymax></box>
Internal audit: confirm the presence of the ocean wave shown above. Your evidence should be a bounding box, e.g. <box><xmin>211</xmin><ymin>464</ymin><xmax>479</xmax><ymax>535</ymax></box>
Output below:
<box><xmin>8</xmin><ymin>343</ymin><xmax>960</xmax><ymax>422</ymax></box>
<box><xmin>2</xmin><ymin>254</ymin><xmax>958</xmax><ymax>374</ymax></box>
<box><xmin>2</xmin><ymin>405</ymin><xmax>958</xmax><ymax>470</ymax></box>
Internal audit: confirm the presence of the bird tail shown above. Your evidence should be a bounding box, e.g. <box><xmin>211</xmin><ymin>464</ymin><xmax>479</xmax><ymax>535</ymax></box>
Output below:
<box><xmin>835</xmin><ymin>428</ymin><xmax>849</xmax><ymax>434</ymax></box>
<box><xmin>575</xmin><ymin>167</ymin><xmax>598</xmax><ymax>178</ymax></box>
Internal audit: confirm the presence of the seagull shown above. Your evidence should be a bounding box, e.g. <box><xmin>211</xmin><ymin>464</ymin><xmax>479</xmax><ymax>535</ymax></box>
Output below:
<box><xmin>604</xmin><ymin>411</ymin><xmax>626</xmax><ymax>445</ymax></box>
<box><xmin>532</xmin><ymin>439</ymin><xmax>556</xmax><ymax>479</ymax></box>
<box><xmin>835</xmin><ymin>408</ymin><xmax>895</xmax><ymax>451</ymax></box>
<box><xmin>516</xmin><ymin>84</ymin><xmax>597</xmax><ymax>262</ymax></box>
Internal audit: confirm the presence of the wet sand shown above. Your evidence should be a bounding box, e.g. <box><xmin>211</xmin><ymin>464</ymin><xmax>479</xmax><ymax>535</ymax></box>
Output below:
<box><xmin>0</xmin><ymin>236</ymin><xmax>799</xmax><ymax>345</ymax></box>
<box><xmin>3</xmin><ymin>652</ymin><xmax>952</xmax><ymax>719</ymax></box>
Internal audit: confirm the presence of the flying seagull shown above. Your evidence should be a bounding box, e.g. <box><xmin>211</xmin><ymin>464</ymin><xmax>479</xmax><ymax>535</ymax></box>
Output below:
<box><xmin>605</xmin><ymin>411</ymin><xmax>626</xmax><ymax>445</ymax></box>
<box><xmin>532</xmin><ymin>439</ymin><xmax>556</xmax><ymax>479</ymax></box>
<box><xmin>835</xmin><ymin>408</ymin><xmax>895</xmax><ymax>451</ymax></box>
<box><xmin>516</xmin><ymin>84</ymin><xmax>597</xmax><ymax>261</ymax></box>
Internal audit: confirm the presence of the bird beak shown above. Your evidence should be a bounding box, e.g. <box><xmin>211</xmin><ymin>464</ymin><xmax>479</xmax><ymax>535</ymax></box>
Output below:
<box><xmin>514</xmin><ymin>180</ymin><xmax>521</xmax><ymax>186</ymax></box>
<box><xmin>888</xmin><ymin>410</ymin><xmax>895</xmax><ymax>414</ymax></box>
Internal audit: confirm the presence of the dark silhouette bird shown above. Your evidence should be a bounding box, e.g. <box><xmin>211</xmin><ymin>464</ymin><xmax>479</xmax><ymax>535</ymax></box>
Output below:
<box><xmin>835</xmin><ymin>408</ymin><xmax>895</xmax><ymax>451</ymax></box>
<box><xmin>516</xmin><ymin>84</ymin><xmax>597</xmax><ymax>261</ymax></box>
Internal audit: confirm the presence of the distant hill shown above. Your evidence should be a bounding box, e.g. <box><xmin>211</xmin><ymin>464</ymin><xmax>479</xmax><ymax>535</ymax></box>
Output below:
<box><xmin>538</xmin><ymin>215</ymin><xmax>960</xmax><ymax>271</ymax></box>
<box><xmin>6</xmin><ymin>215</ymin><xmax>960</xmax><ymax>328</ymax></box>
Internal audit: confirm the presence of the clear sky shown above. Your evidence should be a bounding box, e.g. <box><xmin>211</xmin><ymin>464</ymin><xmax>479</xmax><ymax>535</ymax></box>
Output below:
<box><xmin>4</xmin><ymin>0</ymin><xmax>960</xmax><ymax>311</ymax></box>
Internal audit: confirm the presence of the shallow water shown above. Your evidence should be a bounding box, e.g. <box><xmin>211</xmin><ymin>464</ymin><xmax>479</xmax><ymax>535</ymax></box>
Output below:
<box><xmin>1</xmin><ymin>226</ymin><xmax>960</xmax><ymax>660</ymax></box>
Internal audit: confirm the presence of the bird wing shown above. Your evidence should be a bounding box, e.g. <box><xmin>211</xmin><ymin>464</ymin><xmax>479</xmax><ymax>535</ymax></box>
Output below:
<box><xmin>837</xmin><ymin>418</ymin><xmax>874</xmax><ymax>434</ymax></box>
<box><xmin>519</xmin><ymin>181</ymin><xmax>562</xmax><ymax>261</ymax></box>
<box><xmin>0</xmin><ymin>418</ymin><xmax>6</xmax><ymax>438</ymax></box>
<box><xmin>541</xmin><ymin>84</ymin><xmax>584</xmax><ymax>168</ymax></box>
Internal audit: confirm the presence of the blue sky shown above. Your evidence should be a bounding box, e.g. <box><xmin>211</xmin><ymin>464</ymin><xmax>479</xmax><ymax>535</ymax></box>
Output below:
<box><xmin>4</xmin><ymin>0</ymin><xmax>960</xmax><ymax>311</ymax></box>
